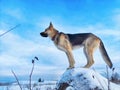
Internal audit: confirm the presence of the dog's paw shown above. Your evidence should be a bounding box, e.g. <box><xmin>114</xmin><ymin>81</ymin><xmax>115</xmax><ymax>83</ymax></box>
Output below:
<box><xmin>67</xmin><ymin>67</ymin><xmax>74</xmax><ymax>70</ymax></box>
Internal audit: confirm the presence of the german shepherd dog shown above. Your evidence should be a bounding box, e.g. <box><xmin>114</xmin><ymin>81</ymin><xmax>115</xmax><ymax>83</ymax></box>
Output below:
<box><xmin>40</xmin><ymin>22</ymin><xmax>113</xmax><ymax>69</ymax></box>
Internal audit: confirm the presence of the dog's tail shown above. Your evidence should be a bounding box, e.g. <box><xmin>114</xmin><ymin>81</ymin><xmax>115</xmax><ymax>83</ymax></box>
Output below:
<box><xmin>99</xmin><ymin>40</ymin><xmax>113</xmax><ymax>68</ymax></box>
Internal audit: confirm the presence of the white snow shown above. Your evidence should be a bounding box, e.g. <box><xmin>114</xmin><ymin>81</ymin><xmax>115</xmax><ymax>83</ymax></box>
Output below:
<box><xmin>56</xmin><ymin>68</ymin><xmax>120</xmax><ymax>90</ymax></box>
<box><xmin>0</xmin><ymin>81</ymin><xmax>57</xmax><ymax>90</ymax></box>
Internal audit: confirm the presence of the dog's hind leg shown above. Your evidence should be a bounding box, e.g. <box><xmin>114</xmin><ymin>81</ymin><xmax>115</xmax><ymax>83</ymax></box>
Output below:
<box><xmin>83</xmin><ymin>46</ymin><xmax>94</xmax><ymax>68</ymax></box>
<box><xmin>83</xmin><ymin>37</ymin><xmax>100</xmax><ymax>68</ymax></box>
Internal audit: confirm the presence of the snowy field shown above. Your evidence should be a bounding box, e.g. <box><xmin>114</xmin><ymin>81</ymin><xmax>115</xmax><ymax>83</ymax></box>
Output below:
<box><xmin>0</xmin><ymin>68</ymin><xmax>120</xmax><ymax>90</ymax></box>
<box><xmin>0</xmin><ymin>81</ymin><xmax>57</xmax><ymax>90</ymax></box>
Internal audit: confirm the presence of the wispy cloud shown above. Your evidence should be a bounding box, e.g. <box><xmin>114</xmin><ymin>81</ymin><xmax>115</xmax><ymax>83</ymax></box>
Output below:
<box><xmin>3</xmin><ymin>8</ymin><xmax>25</xmax><ymax>21</ymax></box>
<box><xmin>111</xmin><ymin>8</ymin><xmax>120</xmax><ymax>27</ymax></box>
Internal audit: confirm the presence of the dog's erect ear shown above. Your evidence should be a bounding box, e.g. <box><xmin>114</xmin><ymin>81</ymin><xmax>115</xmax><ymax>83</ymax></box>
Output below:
<box><xmin>49</xmin><ymin>22</ymin><xmax>53</xmax><ymax>28</ymax></box>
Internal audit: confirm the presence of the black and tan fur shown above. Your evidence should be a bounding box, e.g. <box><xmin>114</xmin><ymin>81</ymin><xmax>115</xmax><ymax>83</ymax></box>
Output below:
<box><xmin>40</xmin><ymin>22</ymin><xmax>113</xmax><ymax>69</ymax></box>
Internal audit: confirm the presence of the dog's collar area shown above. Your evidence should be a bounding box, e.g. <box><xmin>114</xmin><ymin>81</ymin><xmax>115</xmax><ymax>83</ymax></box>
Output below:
<box><xmin>51</xmin><ymin>31</ymin><xmax>59</xmax><ymax>41</ymax></box>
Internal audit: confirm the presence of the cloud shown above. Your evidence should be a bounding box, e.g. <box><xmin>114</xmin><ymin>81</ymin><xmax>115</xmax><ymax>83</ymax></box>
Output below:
<box><xmin>112</xmin><ymin>8</ymin><xmax>120</xmax><ymax>26</ymax></box>
<box><xmin>4</xmin><ymin>8</ymin><xmax>24</xmax><ymax>20</ymax></box>
<box><xmin>1</xmin><ymin>3</ymin><xmax>27</xmax><ymax>27</ymax></box>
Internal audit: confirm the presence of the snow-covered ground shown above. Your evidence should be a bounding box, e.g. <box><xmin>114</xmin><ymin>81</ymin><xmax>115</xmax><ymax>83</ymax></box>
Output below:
<box><xmin>56</xmin><ymin>68</ymin><xmax>120</xmax><ymax>90</ymax></box>
<box><xmin>0</xmin><ymin>81</ymin><xmax>57</xmax><ymax>90</ymax></box>
<box><xmin>0</xmin><ymin>68</ymin><xmax>120</xmax><ymax>90</ymax></box>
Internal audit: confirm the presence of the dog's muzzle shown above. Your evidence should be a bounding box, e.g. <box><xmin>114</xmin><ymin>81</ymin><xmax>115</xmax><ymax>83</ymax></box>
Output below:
<box><xmin>40</xmin><ymin>32</ymin><xmax>48</xmax><ymax>37</ymax></box>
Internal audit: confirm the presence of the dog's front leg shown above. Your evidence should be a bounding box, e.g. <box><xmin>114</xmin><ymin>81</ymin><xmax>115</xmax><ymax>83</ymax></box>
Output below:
<box><xmin>65</xmin><ymin>50</ymin><xmax>75</xmax><ymax>69</ymax></box>
<box><xmin>58</xmin><ymin>35</ymin><xmax>75</xmax><ymax>69</ymax></box>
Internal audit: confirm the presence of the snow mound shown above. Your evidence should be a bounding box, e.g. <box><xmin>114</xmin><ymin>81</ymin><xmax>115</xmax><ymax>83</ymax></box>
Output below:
<box><xmin>56</xmin><ymin>68</ymin><xmax>120</xmax><ymax>90</ymax></box>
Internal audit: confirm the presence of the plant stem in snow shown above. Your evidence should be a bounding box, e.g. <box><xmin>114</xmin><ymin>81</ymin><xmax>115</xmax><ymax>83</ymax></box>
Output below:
<box><xmin>11</xmin><ymin>70</ymin><xmax>22</xmax><ymax>90</ymax></box>
<box><xmin>106</xmin><ymin>66</ymin><xmax>110</xmax><ymax>90</ymax></box>
<box><xmin>29</xmin><ymin>60</ymin><xmax>35</xmax><ymax>90</ymax></box>
<box><xmin>93</xmin><ymin>68</ymin><xmax>105</xmax><ymax>90</ymax></box>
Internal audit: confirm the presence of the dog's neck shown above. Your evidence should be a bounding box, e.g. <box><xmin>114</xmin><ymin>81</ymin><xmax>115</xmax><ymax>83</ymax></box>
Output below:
<box><xmin>51</xmin><ymin>30</ymin><xmax>59</xmax><ymax>41</ymax></box>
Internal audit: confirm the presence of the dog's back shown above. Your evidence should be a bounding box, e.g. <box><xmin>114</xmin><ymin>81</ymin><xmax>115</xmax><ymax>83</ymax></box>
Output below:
<box><xmin>67</xmin><ymin>33</ymin><xmax>92</xmax><ymax>46</ymax></box>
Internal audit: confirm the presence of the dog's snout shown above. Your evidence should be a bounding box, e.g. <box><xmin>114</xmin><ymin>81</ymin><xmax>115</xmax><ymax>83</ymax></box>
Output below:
<box><xmin>40</xmin><ymin>32</ymin><xmax>43</xmax><ymax>36</ymax></box>
<box><xmin>40</xmin><ymin>32</ymin><xmax>48</xmax><ymax>37</ymax></box>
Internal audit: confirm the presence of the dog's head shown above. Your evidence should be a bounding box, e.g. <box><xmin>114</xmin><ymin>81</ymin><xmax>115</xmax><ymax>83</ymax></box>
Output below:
<box><xmin>40</xmin><ymin>22</ymin><xmax>54</xmax><ymax>37</ymax></box>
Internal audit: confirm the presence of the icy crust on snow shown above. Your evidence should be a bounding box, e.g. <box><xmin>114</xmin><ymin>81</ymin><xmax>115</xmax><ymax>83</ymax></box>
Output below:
<box><xmin>56</xmin><ymin>68</ymin><xmax>120</xmax><ymax>90</ymax></box>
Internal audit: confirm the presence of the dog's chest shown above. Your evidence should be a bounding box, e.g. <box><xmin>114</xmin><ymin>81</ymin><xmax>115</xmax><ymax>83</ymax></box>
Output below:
<box><xmin>54</xmin><ymin>41</ymin><xmax>66</xmax><ymax>51</ymax></box>
<box><xmin>53</xmin><ymin>33</ymin><xmax>68</xmax><ymax>51</ymax></box>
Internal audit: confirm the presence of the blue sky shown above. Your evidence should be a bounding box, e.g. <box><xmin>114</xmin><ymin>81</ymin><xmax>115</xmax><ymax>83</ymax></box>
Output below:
<box><xmin>0</xmin><ymin>0</ymin><xmax>120</xmax><ymax>82</ymax></box>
